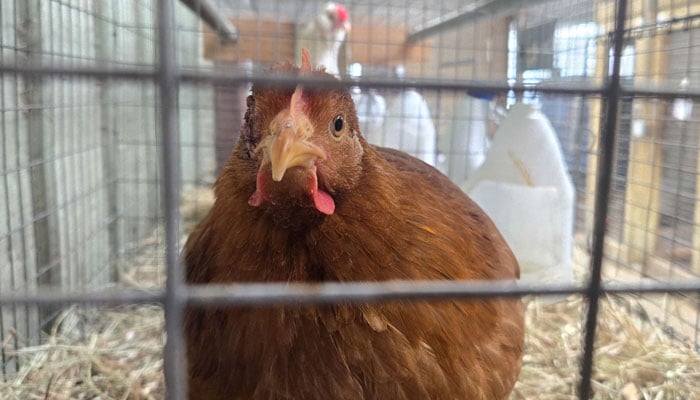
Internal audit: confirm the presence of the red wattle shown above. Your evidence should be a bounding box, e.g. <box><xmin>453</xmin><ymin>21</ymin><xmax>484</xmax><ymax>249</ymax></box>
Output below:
<box><xmin>248</xmin><ymin>169</ymin><xmax>269</xmax><ymax>207</ymax></box>
<box><xmin>308</xmin><ymin>169</ymin><xmax>335</xmax><ymax>215</ymax></box>
<box><xmin>312</xmin><ymin>189</ymin><xmax>335</xmax><ymax>215</ymax></box>
<box><xmin>250</xmin><ymin>166</ymin><xmax>334</xmax><ymax>215</ymax></box>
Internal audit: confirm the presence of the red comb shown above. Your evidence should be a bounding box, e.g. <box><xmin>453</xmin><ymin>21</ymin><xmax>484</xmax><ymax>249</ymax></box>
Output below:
<box><xmin>291</xmin><ymin>49</ymin><xmax>311</xmax><ymax>117</ymax></box>
<box><xmin>300</xmin><ymin>48</ymin><xmax>312</xmax><ymax>73</ymax></box>
<box><xmin>335</xmin><ymin>4</ymin><xmax>348</xmax><ymax>23</ymax></box>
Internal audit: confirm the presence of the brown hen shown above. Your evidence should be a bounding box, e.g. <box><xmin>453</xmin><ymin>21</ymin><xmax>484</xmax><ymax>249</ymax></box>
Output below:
<box><xmin>184</xmin><ymin>49</ymin><xmax>524</xmax><ymax>400</ymax></box>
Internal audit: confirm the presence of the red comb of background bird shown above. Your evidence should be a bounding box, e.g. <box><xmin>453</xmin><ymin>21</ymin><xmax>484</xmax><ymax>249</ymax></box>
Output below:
<box><xmin>335</xmin><ymin>4</ymin><xmax>348</xmax><ymax>23</ymax></box>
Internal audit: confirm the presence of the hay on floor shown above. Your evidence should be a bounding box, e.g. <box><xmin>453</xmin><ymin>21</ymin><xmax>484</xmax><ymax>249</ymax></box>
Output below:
<box><xmin>1</xmin><ymin>187</ymin><xmax>699</xmax><ymax>399</ymax></box>
<box><xmin>0</xmin><ymin>304</ymin><xmax>164</xmax><ymax>400</ymax></box>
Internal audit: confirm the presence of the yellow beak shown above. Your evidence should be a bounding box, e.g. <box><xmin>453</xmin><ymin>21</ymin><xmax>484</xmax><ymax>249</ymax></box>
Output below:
<box><xmin>268</xmin><ymin>120</ymin><xmax>326</xmax><ymax>182</ymax></box>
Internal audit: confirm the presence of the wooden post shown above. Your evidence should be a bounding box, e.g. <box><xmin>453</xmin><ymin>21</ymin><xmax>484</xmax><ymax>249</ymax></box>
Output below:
<box><xmin>18</xmin><ymin>0</ymin><xmax>61</xmax><ymax>330</ymax></box>
<box><xmin>585</xmin><ymin>2</ymin><xmax>613</xmax><ymax>233</ymax></box>
<box><xmin>0</xmin><ymin>0</ymin><xmax>41</xmax><ymax>374</ymax></box>
<box><xmin>94</xmin><ymin>1</ymin><xmax>121</xmax><ymax>283</ymax></box>
<box><xmin>622</xmin><ymin>123</ymin><xmax>664</xmax><ymax>264</ymax></box>
<box><xmin>622</xmin><ymin>1</ymin><xmax>664</xmax><ymax>264</ymax></box>
<box><xmin>694</xmin><ymin>151</ymin><xmax>700</xmax><ymax>273</ymax></box>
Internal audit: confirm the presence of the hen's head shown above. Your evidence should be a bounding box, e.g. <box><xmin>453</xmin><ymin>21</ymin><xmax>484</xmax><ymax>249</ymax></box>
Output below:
<box><xmin>322</xmin><ymin>2</ymin><xmax>351</xmax><ymax>34</ymax></box>
<box><xmin>245</xmin><ymin>49</ymin><xmax>364</xmax><ymax>219</ymax></box>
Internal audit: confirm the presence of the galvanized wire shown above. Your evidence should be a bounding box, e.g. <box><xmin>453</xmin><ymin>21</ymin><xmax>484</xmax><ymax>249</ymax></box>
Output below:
<box><xmin>578</xmin><ymin>0</ymin><xmax>628</xmax><ymax>397</ymax></box>
<box><xmin>0</xmin><ymin>1</ymin><xmax>699</xmax><ymax>398</ymax></box>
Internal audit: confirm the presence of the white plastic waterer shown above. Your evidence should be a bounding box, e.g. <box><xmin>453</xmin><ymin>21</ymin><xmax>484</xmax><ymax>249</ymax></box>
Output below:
<box><xmin>462</xmin><ymin>103</ymin><xmax>576</xmax><ymax>300</ymax></box>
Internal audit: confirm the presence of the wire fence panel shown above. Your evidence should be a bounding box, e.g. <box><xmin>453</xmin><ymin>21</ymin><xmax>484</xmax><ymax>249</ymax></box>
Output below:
<box><xmin>0</xmin><ymin>0</ymin><xmax>699</xmax><ymax>398</ymax></box>
<box><xmin>0</xmin><ymin>0</ymin><xmax>210</xmax><ymax>381</ymax></box>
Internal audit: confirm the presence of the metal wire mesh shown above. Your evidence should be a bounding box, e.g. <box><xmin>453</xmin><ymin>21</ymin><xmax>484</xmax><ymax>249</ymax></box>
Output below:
<box><xmin>0</xmin><ymin>0</ymin><xmax>699</xmax><ymax>398</ymax></box>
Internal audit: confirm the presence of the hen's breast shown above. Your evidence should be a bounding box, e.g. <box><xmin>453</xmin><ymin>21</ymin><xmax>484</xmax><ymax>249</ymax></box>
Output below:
<box><xmin>187</xmin><ymin>301</ymin><xmax>521</xmax><ymax>400</ymax></box>
<box><xmin>185</xmin><ymin>145</ymin><xmax>524</xmax><ymax>400</ymax></box>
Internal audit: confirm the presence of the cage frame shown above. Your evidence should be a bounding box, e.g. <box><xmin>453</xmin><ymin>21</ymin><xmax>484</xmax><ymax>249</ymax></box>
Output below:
<box><xmin>0</xmin><ymin>0</ymin><xmax>700</xmax><ymax>399</ymax></box>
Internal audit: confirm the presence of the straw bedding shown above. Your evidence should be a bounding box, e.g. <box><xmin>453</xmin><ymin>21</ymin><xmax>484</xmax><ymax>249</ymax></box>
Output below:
<box><xmin>1</xmin><ymin>190</ymin><xmax>698</xmax><ymax>399</ymax></box>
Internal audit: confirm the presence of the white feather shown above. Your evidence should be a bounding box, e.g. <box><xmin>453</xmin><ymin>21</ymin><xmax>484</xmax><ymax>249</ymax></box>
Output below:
<box><xmin>379</xmin><ymin>89</ymin><xmax>437</xmax><ymax>166</ymax></box>
<box><xmin>295</xmin><ymin>3</ymin><xmax>349</xmax><ymax>77</ymax></box>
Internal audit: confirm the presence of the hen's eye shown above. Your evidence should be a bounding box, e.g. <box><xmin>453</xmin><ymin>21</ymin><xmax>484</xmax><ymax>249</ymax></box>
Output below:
<box><xmin>331</xmin><ymin>115</ymin><xmax>344</xmax><ymax>138</ymax></box>
<box><xmin>334</xmin><ymin>118</ymin><xmax>343</xmax><ymax>132</ymax></box>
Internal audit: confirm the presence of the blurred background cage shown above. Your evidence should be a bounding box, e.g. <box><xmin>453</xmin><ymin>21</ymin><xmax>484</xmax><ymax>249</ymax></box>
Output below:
<box><xmin>0</xmin><ymin>0</ymin><xmax>699</xmax><ymax>399</ymax></box>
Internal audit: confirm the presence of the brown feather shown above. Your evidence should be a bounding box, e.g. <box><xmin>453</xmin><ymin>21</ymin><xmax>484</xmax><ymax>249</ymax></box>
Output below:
<box><xmin>185</xmin><ymin>60</ymin><xmax>524</xmax><ymax>400</ymax></box>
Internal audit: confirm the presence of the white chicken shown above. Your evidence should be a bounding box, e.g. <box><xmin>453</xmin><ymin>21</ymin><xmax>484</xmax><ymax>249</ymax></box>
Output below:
<box><xmin>377</xmin><ymin>66</ymin><xmax>437</xmax><ymax>166</ymax></box>
<box><xmin>353</xmin><ymin>89</ymin><xmax>386</xmax><ymax>143</ymax></box>
<box><xmin>379</xmin><ymin>89</ymin><xmax>437</xmax><ymax>166</ymax></box>
<box><xmin>349</xmin><ymin>63</ymin><xmax>386</xmax><ymax>143</ymax></box>
<box><xmin>440</xmin><ymin>91</ymin><xmax>496</xmax><ymax>183</ymax></box>
<box><xmin>295</xmin><ymin>2</ymin><xmax>351</xmax><ymax>77</ymax></box>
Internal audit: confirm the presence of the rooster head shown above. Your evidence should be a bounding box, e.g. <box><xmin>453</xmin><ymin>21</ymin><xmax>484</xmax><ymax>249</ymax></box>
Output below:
<box><xmin>324</xmin><ymin>2</ymin><xmax>351</xmax><ymax>33</ymax></box>
<box><xmin>247</xmin><ymin>49</ymin><xmax>364</xmax><ymax>218</ymax></box>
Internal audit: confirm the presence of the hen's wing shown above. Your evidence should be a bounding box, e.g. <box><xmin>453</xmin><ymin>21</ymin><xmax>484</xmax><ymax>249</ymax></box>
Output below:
<box><xmin>376</xmin><ymin>146</ymin><xmax>448</xmax><ymax>186</ymax></box>
<box><xmin>374</xmin><ymin>145</ymin><xmax>520</xmax><ymax>280</ymax></box>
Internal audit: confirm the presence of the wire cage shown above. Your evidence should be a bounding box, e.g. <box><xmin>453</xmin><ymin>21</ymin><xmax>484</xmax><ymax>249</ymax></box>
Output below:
<box><xmin>0</xmin><ymin>0</ymin><xmax>699</xmax><ymax>399</ymax></box>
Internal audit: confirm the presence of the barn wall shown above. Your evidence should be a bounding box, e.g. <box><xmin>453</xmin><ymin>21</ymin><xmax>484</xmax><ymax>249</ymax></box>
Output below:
<box><xmin>0</xmin><ymin>0</ymin><xmax>214</xmax><ymax>375</ymax></box>
<box><xmin>204</xmin><ymin>8</ymin><xmax>511</xmax><ymax>182</ymax></box>
<box><xmin>591</xmin><ymin>0</ymin><xmax>700</xmax><ymax>273</ymax></box>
